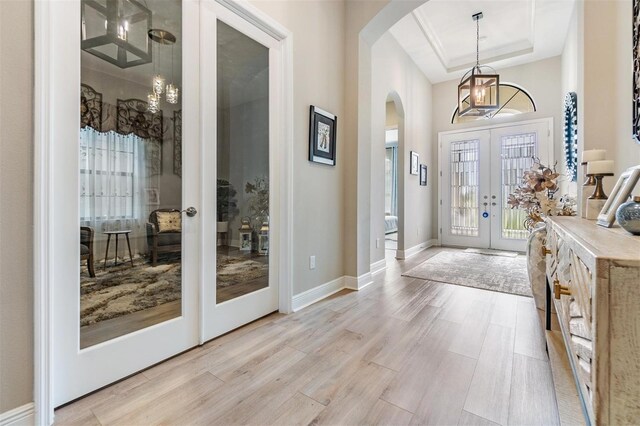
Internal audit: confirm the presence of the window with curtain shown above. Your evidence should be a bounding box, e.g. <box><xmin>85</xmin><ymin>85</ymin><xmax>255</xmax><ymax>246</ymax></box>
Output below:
<box><xmin>385</xmin><ymin>128</ymin><xmax>398</xmax><ymax>216</ymax></box>
<box><xmin>79</xmin><ymin>128</ymin><xmax>148</xmax><ymax>253</ymax></box>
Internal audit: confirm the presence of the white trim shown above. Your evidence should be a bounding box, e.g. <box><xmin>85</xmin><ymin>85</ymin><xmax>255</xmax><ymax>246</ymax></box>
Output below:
<box><xmin>438</xmin><ymin>117</ymin><xmax>554</xmax><ymax>137</ymax></box>
<box><xmin>0</xmin><ymin>403</ymin><xmax>35</xmax><ymax>426</ymax></box>
<box><xmin>395</xmin><ymin>239</ymin><xmax>438</xmax><ymax>260</ymax></box>
<box><xmin>291</xmin><ymin>277</ymin><xmax>345</xmax><ymax>312</ymax></box>
<box><xmin>344</xmin><ymin>273</ymin><xmax>373</xmax><ymax>291</ymax></box>
<box><xmin>370</xmin><ymin>259</ymin><xmax>387</xmax><ymax>275</ymax></box>
<box><xmin>34</xmin><ymin>0</ymin><xmax>53</xmax><ymax>423</ymax></box>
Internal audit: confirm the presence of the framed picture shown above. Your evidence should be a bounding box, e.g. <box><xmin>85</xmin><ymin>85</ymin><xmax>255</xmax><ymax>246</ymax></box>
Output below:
<box><xmin>420</xmin><ymin>164</ymin><xmax>427</xmax><ymax>186</ymax></box>
<box><xmin>145</xmin><ymin>188</ymin><xmax>160</xmax><ymax>205</ymax></box>
<box><xmin>309</xmin><ymin>105</ymin><xmax>337</xmax><ymax>166</ymax></box>
<box><xmin>410</xmin><ymin>151</ymin><xmax>419</xmax><ymax>175</ymax></box>
<box><xmin>597</xmin><ymin>166</ymin><xmax>640</xmax><ymax>227</ymax></box>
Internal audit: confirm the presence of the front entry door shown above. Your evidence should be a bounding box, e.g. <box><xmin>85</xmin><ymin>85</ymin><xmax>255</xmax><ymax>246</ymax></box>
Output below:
<box><xmin>440</xmin><ymin>120</ymin><xmax>552</xmax><ymax>252</ymax></box>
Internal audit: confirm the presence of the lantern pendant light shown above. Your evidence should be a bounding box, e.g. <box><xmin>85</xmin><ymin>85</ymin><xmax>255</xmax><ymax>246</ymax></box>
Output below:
<box><xmin>457</xmin><ymin>12</ymin><xmax>500</xmax><ymax>116</ymax></box>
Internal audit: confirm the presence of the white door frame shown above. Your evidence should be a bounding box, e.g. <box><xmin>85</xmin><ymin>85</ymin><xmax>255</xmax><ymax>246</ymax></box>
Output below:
<box><xmin>437</xmin><ymin>117</ymin><xmax>554</xmax><ymax>249</ymax></box>
<box><xmin>33</xmin><ymin>0</ymin><xmax>293</xmax><ymax>423</ymax></box>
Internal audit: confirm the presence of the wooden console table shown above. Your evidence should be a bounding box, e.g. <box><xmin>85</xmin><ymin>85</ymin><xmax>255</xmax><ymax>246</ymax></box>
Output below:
<box><xmin>544</xmin><ymin>217</ymin><xmax>640</xmax><ymax>425</ymax></box>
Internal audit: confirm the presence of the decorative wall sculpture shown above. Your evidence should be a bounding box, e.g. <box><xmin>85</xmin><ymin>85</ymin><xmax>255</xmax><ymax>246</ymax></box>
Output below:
<box><xmin>80</xmin><ymin>84</ymin><xmax>103</xmax><ymax>131</ymax></box>
<box><xmin>564</xmin><ymin>92</ymin><xmax>578</xmax><ymax>182</ymax></box>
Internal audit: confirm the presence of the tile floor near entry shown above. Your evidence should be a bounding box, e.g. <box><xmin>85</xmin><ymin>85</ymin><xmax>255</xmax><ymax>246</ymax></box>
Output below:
<box><xmin>55</xmin><ymin>248</ymin><xmax>559</xmax><ymax>426</ymax></box>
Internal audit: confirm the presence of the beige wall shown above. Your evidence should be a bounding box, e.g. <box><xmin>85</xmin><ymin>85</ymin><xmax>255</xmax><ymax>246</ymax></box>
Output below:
<box><xmin>250</xmin><ymin>0</ymin><xmax>347</xmax><ymax>295</ymax></box>
<box><xmin>0</xmin><ymin>0</ymin><xmax>34</xmax><ymax>413</ymax></box>
<box><xmin>370</xmin><ymin>33</ymin><xmax>434</xmax><ymax>265</ymax></box>
<box><xmin>582</xmin><ymin>0</ymin><xmax>640</xmax><ymax>194</ymax></box>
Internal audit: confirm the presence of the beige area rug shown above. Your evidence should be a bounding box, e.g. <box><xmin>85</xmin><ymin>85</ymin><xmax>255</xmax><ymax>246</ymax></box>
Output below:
<box><xmin>464</xmin><ymin>248</ymin><xmax>519</xmax><ymax>258</ymax></box>
<box><xmin>403</xmin><ymin>250</ymin><xmax>531</xmax><ymax>297</ymax></box>
<box><xmin>81</xmin><ymin>254</ymin><xmax>269</xmax><ymax>326</ymax></box>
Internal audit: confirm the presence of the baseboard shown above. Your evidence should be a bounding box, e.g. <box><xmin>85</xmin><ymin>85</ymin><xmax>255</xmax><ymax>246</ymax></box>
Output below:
<box><xmin>395</xmin><ymin>239</ymin><xmax>438</xmax><ymax>260</ymax></box>
<box><xmin>344</xmin><ymin>272</ymin><xmax>373</xmax><ymax>291</ymax></box>
<box><xmin>0</xmin><ymin>403</ymin><xmax>34</xmax><ymax>426</ymax></box>
<box><xmin>291</xmin><ymin>276</ymin><xmax>344</xmax><ymax>312</ymax></box>
<box><xmin>370</xmin><ymin>259</ymin><xmax>386</xmax><ymax>275</ymax></box>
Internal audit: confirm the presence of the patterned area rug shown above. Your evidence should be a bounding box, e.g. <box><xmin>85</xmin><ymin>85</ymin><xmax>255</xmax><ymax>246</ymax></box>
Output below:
<box><xmin>464</xmin><ymin>248</ymin><xmax>519</xmax><ymax>258</ymax></box>
<box><xmin>81</xmin><ymin>255</ymin><xmax>269</xmax><ymax>326</ymax></box>
<box><xmin>402</xmin><ymin>250</ymin><xmax>531</xmax><ymax>297</ymax></box>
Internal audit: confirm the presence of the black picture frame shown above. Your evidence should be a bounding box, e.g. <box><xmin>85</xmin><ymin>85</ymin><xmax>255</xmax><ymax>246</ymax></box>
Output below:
<box><xmin>419</xmin><ymin>164</ymin><xmax>427</xmax><ymax>186</ymax></box>
<box><xmin>410</xmin><ymin>151</ymin><xmax>419</xmax><ymax>175</ymax></box>
<box><xmin>309</xmin><ymin>105</ymin><xmax>337</xmax><ymax>166</ymax></box>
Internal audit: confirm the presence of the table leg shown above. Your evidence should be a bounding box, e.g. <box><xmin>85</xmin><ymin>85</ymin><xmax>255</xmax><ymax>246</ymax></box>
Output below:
<box><xmin>125</xmin><ymin>233</ymin><xmax>134</xmax><ymax>267</ymax></box>
<box><xmin>114</xmin><ymin>234</ymin><xmax>119</xmax><ymax>266</ymax></box>
<box><xmin>104</xmin><ymin>234</ymin><xmax>112</xmax><ymax>270</ymax></box>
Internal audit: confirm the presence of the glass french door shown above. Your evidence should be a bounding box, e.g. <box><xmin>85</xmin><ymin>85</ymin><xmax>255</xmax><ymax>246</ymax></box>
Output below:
<box><xmin>440</xmin><ymin>120</ymin><xmax>552</xmax><ymax>252</ymax></box>
<box><xmin>52</xmin><ymin>0</ymin><xmax>280</xmax><ymax>407</ymax></box>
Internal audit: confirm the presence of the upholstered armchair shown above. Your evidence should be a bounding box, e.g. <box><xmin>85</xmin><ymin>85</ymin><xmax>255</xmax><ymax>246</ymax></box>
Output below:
<box><xmin>146</xmin><ymin>209</ymin><xmax>182</xmax><ymax>266</ymax></box>
<box><xmin>80</xmin><ymin>226</ymin><xmax>96</xmax><ymax>277</ymax></box>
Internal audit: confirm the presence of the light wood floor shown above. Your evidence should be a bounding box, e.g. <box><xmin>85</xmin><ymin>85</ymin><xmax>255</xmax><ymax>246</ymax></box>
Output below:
<box><xmin>56</xmin><ymin>247</ymin><xmax>559</xmax><ymax>426</ymax></box>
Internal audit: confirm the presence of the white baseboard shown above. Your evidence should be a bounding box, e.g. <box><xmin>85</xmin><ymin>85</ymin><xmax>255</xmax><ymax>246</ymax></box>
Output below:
<box><xmin>395</xmin><ymin>239</ymin><xmax>438</xmax><ymax>260</ymax></box>
<box><xmin>344</xmin><ymin>272</ymin><xmax>373</xmax><ymax>291</ymax></box>
<box><xmin>291</xmin><ymin>276</ymin><xmax>344</xmax><ymax>312</ymax></box>
<box><xmin>370</xmin><ymin>259</ymin><xmax>386</xmax><ymax>275</ymax></box>
<box><xmin>0</xmin><ymin>403</ymin><xmax>34</xmax><ymax>426</ymax></box>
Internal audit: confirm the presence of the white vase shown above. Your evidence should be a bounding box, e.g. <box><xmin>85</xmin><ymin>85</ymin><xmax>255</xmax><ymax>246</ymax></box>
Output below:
<box><xmin>526</xmin><ymin>222</ymin><xmax>547</xmax><ymax>310</ymax></box>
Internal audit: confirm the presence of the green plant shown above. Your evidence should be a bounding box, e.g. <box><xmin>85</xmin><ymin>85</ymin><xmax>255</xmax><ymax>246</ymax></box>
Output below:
<box><xmin>217</xmin><ymin>179</ymin><xmax>239</xmax><ymax>222</ymax></box>
<box><xmin>245</xmin><ymin>176</ymin><xmax>269</xmax><ymax>223</ymax></box>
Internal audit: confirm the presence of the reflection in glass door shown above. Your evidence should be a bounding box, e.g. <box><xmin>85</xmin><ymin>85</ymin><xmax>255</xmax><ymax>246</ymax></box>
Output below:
<box><xmin>216</xmin><ymin>21</ymin><xmax>270</xmax><ymax>303</ymax></box>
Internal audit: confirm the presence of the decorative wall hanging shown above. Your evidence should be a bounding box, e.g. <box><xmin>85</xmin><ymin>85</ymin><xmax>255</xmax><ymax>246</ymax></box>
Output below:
<box><xmin>633</xmin><ymin>0</ymin><xmax>640</xmax><ymax>144</ymax></box>
<box><xmin>173</xmin><ymin>110</ymin><xmax>182</xmax><ymax>177</ymax></box>
<box><xmin>80</xmin><ymin>84</ymin><xmax>103</xmax><ymax>131</ymax></box>
<box><xmin>81</xmin><ymin>0</ymin><xmax>152</xmax><ymax>69</ymax></box>
<box><xmin>563</xmin><ymin>92</ymin><xmax>578</xmax><ymax>182</ymax></box>
<box><xmin>457</xmin><ymin>12</ymin><xmax>499</xmax><ymax>117</ymax></box>
<box><xmin>309</xmin><ymin>106</ymin><xmax>337</xmax><ymax>166</ymax></box>
<box><xmin>410</xmin><ymin>151</ymin><xmax>419</xmax><ymax>175</ymax></box>
<box><xmin>419</xmin><ymin>164</ymin><xmax>427</xmax><ymax>186</ymax></box>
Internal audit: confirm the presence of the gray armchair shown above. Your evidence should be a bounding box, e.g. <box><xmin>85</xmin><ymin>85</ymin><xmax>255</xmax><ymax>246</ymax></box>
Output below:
<box><xmin>146</xmin><ymin>209</ymin><xmax>182</xmax><ymax>266</ymax></box>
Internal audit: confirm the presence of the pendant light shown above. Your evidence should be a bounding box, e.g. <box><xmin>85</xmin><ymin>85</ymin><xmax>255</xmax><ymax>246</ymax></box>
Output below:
<box><xmin>81</xmin><ymin>0</ymin><xmax>152</xmax><ymax>69</ymax></box>
<box><xmin>147</xmin><ymin>29</ymin><xmax>178</xmax><ymax>112</ymax></box>
<box><xmin>166</xmin><ymin>44</ymin><xmax>179</xmax><ymax>104</ymax></box>
<box><xmin>457</xmin><ymin>12</ymin><xmax>500</xmax><ymax>116</ymax></box>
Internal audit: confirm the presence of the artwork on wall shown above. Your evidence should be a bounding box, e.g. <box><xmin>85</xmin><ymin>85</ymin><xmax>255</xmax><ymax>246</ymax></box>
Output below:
<box><xmin>173</xmin><ymin>110</ymin><xmax>182</xmax><ymax>177</ymax></box>
<box><xmin>309</xmin><ymin>105</ymin><xmax>337</xmax><ymax>166</ymax></box>
<box><xmin>420</xmin><ymin>164</ymin><xmax>428</xmax><ymax>186</ymax></box>
<box><xmin>634</xmin><ymin>0</ymin><xmax>640</xmax><ymax>144</ymax></box>
<box><xmin>563</xmin><ymin>92</ymin><xmax>578</xmax><ymax>182</ymax></box>
<box><xmin>145</xmin><ymin>188</ymin><xmax>160</xmax><ymax>205</ymax></box>
<box><xmin>410</xmin><ymin>151</ymin><xmax>419</xmax><ymax>175</ymax></box>
<box><xmin>597</xmin><ymin>166</ymin><xmax>640</xmax><ymax>227</ymax></box>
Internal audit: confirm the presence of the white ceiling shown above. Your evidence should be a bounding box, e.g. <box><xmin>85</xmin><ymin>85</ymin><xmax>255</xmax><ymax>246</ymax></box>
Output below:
<box><xmin>389</xmin><ymin>0</ymin><xmax>576</xmax><ymax>84</ymax></box>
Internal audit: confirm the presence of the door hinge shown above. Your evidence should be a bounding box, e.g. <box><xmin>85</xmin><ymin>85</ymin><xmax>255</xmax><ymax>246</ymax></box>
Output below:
<box><xmin>440</xmin><ymin>170</ymin><xmax>442</xmax><ymax>177</ymax></box>
<box><xmin>439</xmin><ymin>227</ymin><xmax>442</xmax><ymax>234</ymax></box>
<box><xmin>440</xmin><ymin>199</ymin><xmax>442</xmax><ymax>205</ymax></box>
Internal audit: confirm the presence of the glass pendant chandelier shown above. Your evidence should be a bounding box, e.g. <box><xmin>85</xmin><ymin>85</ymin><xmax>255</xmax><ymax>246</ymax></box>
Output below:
<box><xmin>457</xmin><ymin>12</ymin><xmax>500</xmax><ymax>117</ymax></box>
<box><xmin>147</xmin><ymin>29</ymin><xmax>178</xmax><ymax>112</ymax></box>
<box><xmin>147</xmin><ymin>92</ymin><xmax>160</xmax><ymax>114</ymax></box>
<box><xmin>166</xmin><ymin>44</ymin><xmax>179</xmax><ymax>104</ymax></box>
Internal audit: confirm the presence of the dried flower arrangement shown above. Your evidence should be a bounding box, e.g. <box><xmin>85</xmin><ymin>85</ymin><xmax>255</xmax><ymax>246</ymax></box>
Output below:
<box><xmin>507</xmin><ymin>158</ymin><xmax>576</xmax><ymax>231</ymax></box>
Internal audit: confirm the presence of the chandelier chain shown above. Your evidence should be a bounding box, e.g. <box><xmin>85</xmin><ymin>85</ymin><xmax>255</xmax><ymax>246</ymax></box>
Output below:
<box><xmin>476</xmin><ymin>17</ymin><xmax>480</xmax><ymax>67</ymax></box>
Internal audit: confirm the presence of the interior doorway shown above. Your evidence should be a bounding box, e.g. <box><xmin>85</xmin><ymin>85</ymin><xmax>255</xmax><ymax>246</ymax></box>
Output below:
<box><xmin>384</xmin><ymin>95</ymin><xmax>403</xmax><ymax>257</ymax></box>
<box><xmin>439</xmin><ymin>118</ymin><xmax>553</xmax><ymax>252</ymax></box>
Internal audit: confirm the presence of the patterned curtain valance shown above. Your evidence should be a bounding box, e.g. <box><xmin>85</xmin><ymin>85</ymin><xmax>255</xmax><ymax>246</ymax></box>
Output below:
<box><xmin>117</xmin><ymin>99</ymin><xmax>163</xmax><ymax>143</ymax></box>
<box><xmin>81</xmin><ymin>84</ymin><xmax>102</xmax><ymax>131</ymax></box>
<box><xmin>79</xmin><ymin>85</ymin><xmax>163</xmax><ymax>144</ymax></box>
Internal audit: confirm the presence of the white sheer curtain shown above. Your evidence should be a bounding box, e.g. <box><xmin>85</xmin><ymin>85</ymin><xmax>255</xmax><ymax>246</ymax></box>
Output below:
<box><xmin>80</xmin><ymin>128</ymin><xmax>149</xmax><ymax>257</ymax></box>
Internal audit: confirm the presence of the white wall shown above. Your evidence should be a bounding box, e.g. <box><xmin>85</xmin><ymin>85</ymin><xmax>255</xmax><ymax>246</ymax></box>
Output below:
<box><xmin>370</xmin><ymin>33</ymin><xmax>434</xmax><ymax>265</ymax></box>
<box><xmin>250</xmin><ymin>0</ymin><xmax>346</xmax><ymax>295</ymax></box>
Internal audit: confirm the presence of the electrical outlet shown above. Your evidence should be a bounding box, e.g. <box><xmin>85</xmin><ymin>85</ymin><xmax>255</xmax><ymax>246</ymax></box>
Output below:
<box><xmin>309</xmin><ymin>256</ymin><xmax>316</xmax><ymax>270</ymax></box>
<box><xmin>376</xmin><ymin>238</ymin><xmax>380</xmax><ymax>248</ymax></box>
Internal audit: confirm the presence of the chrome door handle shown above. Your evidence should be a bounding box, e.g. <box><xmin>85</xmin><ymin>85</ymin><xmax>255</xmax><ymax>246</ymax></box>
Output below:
<box><xmin>182</xmin><ymin>207</ymin><xmax>198</xmax><ymax>217</ymax></box>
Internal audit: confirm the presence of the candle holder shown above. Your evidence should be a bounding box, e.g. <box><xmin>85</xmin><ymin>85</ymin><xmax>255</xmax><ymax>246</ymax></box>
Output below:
<box><xmin>581</xmin><ymin>162</ymin><xmax>597</xmax><ymax>185</ymax></box>
<box><xmin>587</xmin><ymin>173</ymin><xmax>614</xmax><ymax>200</ymax></box>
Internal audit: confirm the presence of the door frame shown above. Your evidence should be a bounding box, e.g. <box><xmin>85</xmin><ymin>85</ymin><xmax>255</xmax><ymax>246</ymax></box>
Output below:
<box><xmin>33</xmin><ymin>0</ymin><xmax>293</xmax><ymax>423</ymax></box>
<box><xmin>437</xmin><ymin>117</ymin><xmax>554</xmax><ymax>249</ymax></box>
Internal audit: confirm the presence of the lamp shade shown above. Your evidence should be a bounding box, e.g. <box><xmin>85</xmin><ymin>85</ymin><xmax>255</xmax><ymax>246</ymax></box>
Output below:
<box><xmin>458</xmin><ymin>69</ymin><xmax>500</xmax><ymax>116</ymax></box>
<box><xmin>81</xmin><ymin>0</ymin><xmax>152</xmax><ymax>69</ymax></box>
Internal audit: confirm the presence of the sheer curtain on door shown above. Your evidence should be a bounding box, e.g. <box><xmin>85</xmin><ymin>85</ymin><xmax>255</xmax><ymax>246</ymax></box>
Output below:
<box><xmin>79</xmin><ymin>128</ymin><xmax>149</xmax><ymax>257</ymax></box>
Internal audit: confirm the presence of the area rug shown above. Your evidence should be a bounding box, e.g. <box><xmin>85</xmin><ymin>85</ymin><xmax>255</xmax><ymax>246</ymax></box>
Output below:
<box><xmin>463</xmin><ymin>248</ymin><xmax>519</xmax><ymax>258</ymax></box>
<box><xmin>81</xmin><ymin>255</ymin><xmax>269</xmax><ymax>326</ymax></box>
<box><xmin>402</xmin><ymin>250</ymin><xmax>531</xmax><ymax>297</ymax></box>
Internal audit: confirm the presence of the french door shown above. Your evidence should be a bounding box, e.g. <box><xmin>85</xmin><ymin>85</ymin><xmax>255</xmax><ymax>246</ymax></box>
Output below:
<box><xmin>50</xmin><ymin>0</ymin><xmax>281</xmax><ymax>407</ymax></box>
<box><xmin>440</xmin><ymin>119</ymin><xmax>552</xmax><ymax>252</ymax></box>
